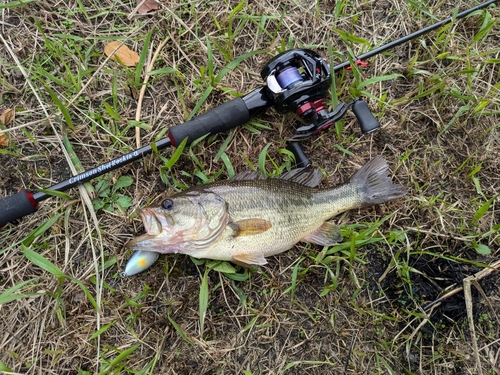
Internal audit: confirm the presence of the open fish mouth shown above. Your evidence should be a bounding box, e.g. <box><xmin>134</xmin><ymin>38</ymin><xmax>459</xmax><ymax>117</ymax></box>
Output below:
<box><xmin>125</xmin><ymin>209</ymin><xmax>166</xmax><ymax>251</ymax></box>
<box><xmin>136</xmin><ymin>208</ymin><xmax>163</xmax><ymax>236</ymax></box>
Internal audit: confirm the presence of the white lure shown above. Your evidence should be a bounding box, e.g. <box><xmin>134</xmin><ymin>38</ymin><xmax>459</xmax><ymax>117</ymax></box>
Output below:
<box><xmin>122</xmin><ymin>250</ymin><xmax>159</xmax><ymax>277</ymax></box>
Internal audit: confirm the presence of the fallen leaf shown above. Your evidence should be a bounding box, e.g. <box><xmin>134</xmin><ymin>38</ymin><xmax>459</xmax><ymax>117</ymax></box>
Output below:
<box><xmin>0</xmin><ymin>132</ymin><xmax>8</xmax><ymax>147</ymax></box>
<box><xmin>0</xmin><ymin>109</ymin><xmax>13</xmax><ymax>147</ymax></box>
<box><xmin>137</xmin><ymin>0</ymin><xmax>159</xmax><ymax>14</ymax></box>
<box><xmin>104</xmin><ymin>41</ymin><xmax>140</xmax><ymax>67</ymax></box>
<box><xmin>0</xmin><ymin>108</ymin><xmax>15</xmax><ymax>125</ymax></box>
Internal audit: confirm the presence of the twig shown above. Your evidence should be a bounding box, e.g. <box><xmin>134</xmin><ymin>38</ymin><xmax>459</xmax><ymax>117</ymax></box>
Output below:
<box><xmin>343</xmin><ymin>330</ymin><xmax>356</xmax><ymax>375</ymax></box>
<box><xmin>422</xmin><ymin>259</ymin><xmax>500</xmax><ymax>311</ymax></box>
<box><xmin>167</xmin><ymin>30</ymin><xmax>201</xmax><ymax>76</ymax></box>
<box><xmin>464</xmin><ymin>277</ymin><xmax>483</xmax><ymax>375</ymax></box>
<box><xmin>135</xmin><ymin>36</ymin><xmax>170</xmax><ymax>148</ymax></box>
<box><xmin>163</xmin><ymin>6</ymin><xmax>207</xmax><ymax>53</ymax></box>
<box><xmin>128</xmin><ymin>0</ymin><xmax>146</xmax><ymax>18</ymax></box>
<box><xmin>407</xmin><ymin>226</ymin><xmax>475</xmax><ymax>243</ymax></box>
<box><xmin>415</xmin><ymin>259</ymin><xmax>500</xmax><ymax>374</ymax></box>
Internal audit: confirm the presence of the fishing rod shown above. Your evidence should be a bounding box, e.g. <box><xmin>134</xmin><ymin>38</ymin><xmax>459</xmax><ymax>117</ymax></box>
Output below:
<box><xmin>0</xmin><ymin>0</ymin><xmax>496</xmax><ymax>228</ymax></box>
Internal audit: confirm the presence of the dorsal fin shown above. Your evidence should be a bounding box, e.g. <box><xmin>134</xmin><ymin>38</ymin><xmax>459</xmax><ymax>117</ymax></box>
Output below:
<box><xmin>278</xmin><ymin>167</ymin><xmax>323</xmax><ymax>187</ymax></box>
<box><xmin>231</xmin><ymin>167</ymin><xmax>323</xmax><ymax>187</ymax></box>
<box><xmin>231</xmin><ymin>170</ymin><xmax>266</xmax><ymax>181</ymax></box>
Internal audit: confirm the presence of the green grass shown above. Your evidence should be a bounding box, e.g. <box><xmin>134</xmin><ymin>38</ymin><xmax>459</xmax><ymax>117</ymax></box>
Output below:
<box><xmin>0</xmin><ymin>0</ymin><xmax>499</xmax><ymax>374</ymax></box>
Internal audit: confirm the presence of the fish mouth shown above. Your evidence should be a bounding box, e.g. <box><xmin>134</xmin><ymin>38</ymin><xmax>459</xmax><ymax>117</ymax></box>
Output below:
<box><xmin>136</xmin><ymin>208</ymin><xmax>163</xmax><ymax>236</ymax></box>
<box><xmin>126</xmin><ymin>232</ymin><xmax>161</xmax><ymax>250</ymax></box>
<box><xmin>126</xmin><ymin>208</ymin><xmax>165</xmax><ymax>251</ymax></box>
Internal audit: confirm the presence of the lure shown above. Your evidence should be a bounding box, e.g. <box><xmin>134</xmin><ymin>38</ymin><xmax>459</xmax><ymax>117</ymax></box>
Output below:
<box><xmin>122</xmin><ymin>250</ymin><xmax>159</xmax><ymax>277</ymax></box>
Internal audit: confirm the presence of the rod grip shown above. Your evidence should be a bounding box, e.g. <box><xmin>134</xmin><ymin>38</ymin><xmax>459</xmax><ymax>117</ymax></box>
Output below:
<box><xmin>0</xmin><ymin>189</ymin><xmax>38</xmax><ymax>227</ymax></box>
<box><xmin>168</xmin><ymin>97</ymin><xmax>250</xmax><ymax>146</ymax></box>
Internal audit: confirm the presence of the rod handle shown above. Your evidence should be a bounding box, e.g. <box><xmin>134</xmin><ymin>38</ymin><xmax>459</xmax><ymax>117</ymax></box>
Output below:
<box><xmin>0</xmin><ymin>189</ymin><xmax>38</xmax><ymax>227</ymax></box>
<box><xmin>168</xmin><ymin>97</ymin><xmax>250</xmax><ymax>146</ymax></box>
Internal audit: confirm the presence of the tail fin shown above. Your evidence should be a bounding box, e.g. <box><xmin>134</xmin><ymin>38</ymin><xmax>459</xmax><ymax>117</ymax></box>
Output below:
<box><xmin>351</xmin><ymin>155</ymin><xmax>407</xmax><ymax>205</ymax></box>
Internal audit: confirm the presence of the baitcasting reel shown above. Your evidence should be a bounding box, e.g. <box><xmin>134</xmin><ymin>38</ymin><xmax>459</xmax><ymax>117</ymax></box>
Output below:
<box><xmin>260</xmin><ymin>49</ymin><xmax>380</xmax><ymax>166</ymax></box>
<box><xmin>261</xmin><ymin>49</ymin><xmax>332</xmax><ymax>115</ymax></box>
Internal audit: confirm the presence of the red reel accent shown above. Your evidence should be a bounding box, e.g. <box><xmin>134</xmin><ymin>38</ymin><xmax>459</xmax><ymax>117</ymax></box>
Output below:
<box><xmin>346</xmin><ymin>59</ymin><xmax>370</xmax><ymax>70</ymax></box>
<box><xmin>296</xmin><ymin>99</ymin><xmax>327</xmax><ymax>118</ymax></box>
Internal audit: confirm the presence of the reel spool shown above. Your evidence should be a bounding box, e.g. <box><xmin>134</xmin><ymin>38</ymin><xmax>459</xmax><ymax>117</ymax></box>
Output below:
<box><xmin>261</xmin><ymin>49</ymin><xmax>331</xmax><ymax>117</ymax></box>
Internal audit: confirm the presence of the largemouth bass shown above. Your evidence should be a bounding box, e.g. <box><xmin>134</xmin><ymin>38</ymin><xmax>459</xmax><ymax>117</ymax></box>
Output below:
<box><xmin>125</xmin><ymin>156</ymin><xmax>406</xmax><ymax>275</ymax></box>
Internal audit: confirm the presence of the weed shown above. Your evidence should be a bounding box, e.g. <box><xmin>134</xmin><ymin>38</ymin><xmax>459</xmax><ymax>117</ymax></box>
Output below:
<box><xmin>1</xmin><ymin>1</ymin><xmax>499</xmax><ymax>374</ymax></box>
<box><xmin>92</xmin><ymin>175</ymin><xmax>134</xmax><ymax>212</ymax></box>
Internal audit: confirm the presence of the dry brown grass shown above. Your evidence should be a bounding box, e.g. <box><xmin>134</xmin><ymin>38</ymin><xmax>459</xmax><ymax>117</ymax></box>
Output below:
<box><xmin>1</xmin><ymin>0</ymin><xmax>499</xmax><ymax>374</ymax></box>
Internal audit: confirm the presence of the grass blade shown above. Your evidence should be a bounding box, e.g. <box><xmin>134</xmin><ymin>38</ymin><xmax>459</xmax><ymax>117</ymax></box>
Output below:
<box><xmin>0</xmin><ymin>278</ymin><xmax>39</xmax><ymax>305</ymax></box>
<box><xmin>187</xmin><ymin>86</ymin><xmax>213</xmax><ymax>121</ymax></box>
<box><xmin>207</xmin><ymin>39</ymin><xmax>215</xmax><ymax>86</ymax></box>
<box><xmin>135</xmin><ymin>31</ymin><xmax>152</xmax><ymax>86</ymax></box>
<box><xmin>258</xmin><ymin>143</ymin><xmax>272</xmax><ymax>175</ymax></box>
<box><xmin>472</xmin><ymin>196</ymin><xmax>495</xmax><ymax>224</ymax></box>
<box><xmin>165</xmin><ymin>137</ymin><xmax>188</xmax><ymax>168</ymax></box>
<box><xmin>22</xmin><ymin>245</ymin><xmax>98</xmax><ymax>310</ymax></box>
<box><xmin>0</xmin><ymin>360</ymin><xmax>13</xmax><ymax>372</ymax></box>
<box><xmin>358</xmin><ymin>73</ymin><xmax>405</xmax><ymax>89</ymax></box>
<box><xmin>22</xmin><ymin>245</ymin><xmax>66</xmax><ymax>280</ymax></box>
<box><xmin>43</xmin><ymin>84</ymin><xmax>74</xmax><ymax>131</ymax></box>
<box><xmin>22</xmin><ymin>213</ymin><xmax>63</xmax><ymax>247</ymax></box>
<box><xmin>90</xmin><ymin>321</ymin><xmax>116</xmax><ymax>340</ymax></box>
<box><xmin>214</xmin><ymin>49</ymin><xmax>265</xmax><ymax>84</ymax></box>
<box><xmin>199</xmin><ymin>268</ymin><xmax>209</xmax><ymax>336</ymax></box>
<box><xmin>333</xmin><ymin>28</ymin><xmax>371</xmax><ymax>47</ymax></box>
<box><xmin>98</xmin><ymin>343</ymin><xmax>140</xmax><ymax>375</ymax></box>
<box><xmin>70</xmin><ymin>277</ymin><xmax>98</xmax><ymax>310</ymax></box>
<box><xmin>0</xmin><ymin>0</ymin><xmax>37</xmax><ymax>9</ymax></box>
<box><xmin>167</xmin><ymin>310</ymin><xmax>194</xmax><ymax>345</ymax></box>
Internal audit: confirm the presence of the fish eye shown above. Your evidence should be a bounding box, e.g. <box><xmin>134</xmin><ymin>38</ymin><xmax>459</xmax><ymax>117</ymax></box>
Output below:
<box><xmin>162</xmin><ymin>199</ymin><xmax>174</xmax><ymax>210</ymax></box>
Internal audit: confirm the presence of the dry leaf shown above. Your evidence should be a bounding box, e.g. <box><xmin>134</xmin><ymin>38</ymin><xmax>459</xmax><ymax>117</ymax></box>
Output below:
<box><xmin>0</xmin><ymin>132</ymin><xmax>8</xmax><ymax>147</ymax></box>
<box><xmin>0</xmin><ymin>108</ymin><xmax>15</xmax><ymax>126</ymax></box>
<box><xmin>104</xmin><ymin>41</ymin><xmax>140</xmax><ymax>67</ymax></box>
<box><xmin>137</xmin><ymin>0</ymin><xmax>159</xmax><ymax>14</ymax></box>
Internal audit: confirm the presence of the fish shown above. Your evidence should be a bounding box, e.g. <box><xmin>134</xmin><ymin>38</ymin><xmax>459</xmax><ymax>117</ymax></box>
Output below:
<box><xmin>124</xmin><ymin>155</ymin><xmax>406</xmax><ymax>274</ymax></box>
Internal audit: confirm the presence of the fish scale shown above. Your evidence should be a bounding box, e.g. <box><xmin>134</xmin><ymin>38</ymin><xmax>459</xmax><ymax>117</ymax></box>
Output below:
<box><xmin>197</xmin><ymin>180</ymin><xmax>360</xmax><ymax>262</ymax></box>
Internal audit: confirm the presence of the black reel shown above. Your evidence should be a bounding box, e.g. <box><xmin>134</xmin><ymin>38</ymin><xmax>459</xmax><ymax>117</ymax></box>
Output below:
<box><xmin>261</xmin><ymin>49</ymin><xmax>381</xmax><ymax>166</ymax></box>
<box><xmin>261</xmin><ymin>49</ymin><xmax>331</xmax><ymax>115</ymax></box>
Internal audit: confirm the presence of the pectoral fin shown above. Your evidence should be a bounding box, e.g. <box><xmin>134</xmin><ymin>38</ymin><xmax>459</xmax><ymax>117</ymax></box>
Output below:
<box><xmin>302</xmin><ymin>221</ymin><xmax>343</xmax><ymax>246</ymax></box>
<box><xmin>232</xmin><ymin>251</ymin><xmax>268</xmax><ymax>267</ymax></box>
<box><xmin>229</xmin><ymin>218</ymin><xmax>272</xmax><ymax>237</ymax></box>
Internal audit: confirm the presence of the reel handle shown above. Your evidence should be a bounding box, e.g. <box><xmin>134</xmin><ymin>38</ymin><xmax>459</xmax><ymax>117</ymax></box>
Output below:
<box><xmin>352</xmin><ymin>99</ymin><xmax>380</xmax><ymax>134</ymax></box>
<box><xmin>286</xmin><ymin>142</ymin><xmax>312</xmax><ymax>168</ymax></box>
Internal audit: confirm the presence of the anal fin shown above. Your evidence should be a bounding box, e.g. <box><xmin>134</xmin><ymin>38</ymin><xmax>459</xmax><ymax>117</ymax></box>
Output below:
<box><xmin>302</xmin><ymin>221</ymin><xmax>343</xmax><ymax>246</ymax></box>
<box><xmin>232</xmin><ymin>251</ymin><xmax>268</xmax><ymax>267</ymax></box>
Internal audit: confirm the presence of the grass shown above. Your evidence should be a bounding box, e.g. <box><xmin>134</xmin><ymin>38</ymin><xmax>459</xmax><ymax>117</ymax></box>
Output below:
<box><xmin>1</xmin><ymin>0</ymin><xmax>499</xmax><ymax>374</ymax></box>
